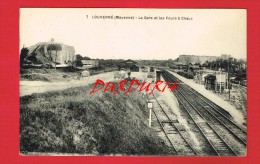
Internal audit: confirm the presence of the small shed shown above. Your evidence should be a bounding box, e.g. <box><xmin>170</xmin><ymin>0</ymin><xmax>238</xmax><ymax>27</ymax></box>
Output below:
<box><xmin>204</xmin><ymin>74</ymin><xmax>216</xmax><ymax>90</ymax></box>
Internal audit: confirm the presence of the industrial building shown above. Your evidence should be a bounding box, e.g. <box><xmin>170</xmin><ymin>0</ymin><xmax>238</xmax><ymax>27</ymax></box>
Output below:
<box><xmin>118</xmin><ymin>59</ymin><xmax>140</xmax><ymax>72</ymax></box>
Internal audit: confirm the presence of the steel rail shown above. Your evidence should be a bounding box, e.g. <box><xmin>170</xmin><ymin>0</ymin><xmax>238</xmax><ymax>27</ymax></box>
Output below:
<box><xmin>178</xmin><ymin>80</ymin><xmax>246</xmax><ymax>133</ymax></box>
<box><xmin>151</xmin><ymin>106</ymin><xmax>179</xmax><ymax>155</ymax></box>
<box><xmin>166</xmin><ymin>71</ymin><xmax>247</xmax><ymax>145</ymax></box>
<box><xmin>152</xmin><ymin>93</ymin><xmax>198</xmax><ymax>155</ymax></box>
<box><xmin>178</xmin><ymin>85</ymin><xmax>247</xmax><ymax>143</ymax></box>
<box><xmin>162</xmin><ymin>72</ymin><xmax>238</xmax><ymax>156</ymax></box>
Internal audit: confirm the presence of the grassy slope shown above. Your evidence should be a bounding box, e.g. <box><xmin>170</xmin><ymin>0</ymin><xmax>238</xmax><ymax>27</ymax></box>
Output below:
<box><xmin>20</xmin><ymin>83</ymin><xmax>175</xmax><ymax>155</ymax></box>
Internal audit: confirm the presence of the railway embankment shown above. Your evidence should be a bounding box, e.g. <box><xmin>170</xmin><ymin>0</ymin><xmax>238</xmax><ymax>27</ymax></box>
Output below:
<box><xmin>20</xmin><ymin>81</ymin><xmax>174</xmax><ymax>155</ymax></box>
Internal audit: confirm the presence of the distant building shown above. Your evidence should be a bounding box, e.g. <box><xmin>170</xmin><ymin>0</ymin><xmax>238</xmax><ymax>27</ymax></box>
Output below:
<box><xmin>81</xmin><ymin>60</ymin><xmax>99</xmax><ymax>69</ymax></box>
<box><xmin>178</xmin><ymin>55</ymin><xmax>218</xmax><ymax>65</ymax></box>
<box><xmin>118</xmin><ymin>59</ymin><xmax>140</xmax><ymax>72</ymax></box>
<box><xmin>118</xmin><ymin>59</ymin><xmax>137</xmax><ymax>68</ymax></box>
<box><xmin>177</xmin><ymin>54</ymin><xmax>234</xmax><ymax>66</ymax></box>
<box><xmin>170</xmin><ymin>62</ymin><xmax>185</xmax><ymax>69</ymax></box>
<box><xmin>221</xmin><ymin>54</ymin><xmax>232</xmax><ymax>60</ymax></box>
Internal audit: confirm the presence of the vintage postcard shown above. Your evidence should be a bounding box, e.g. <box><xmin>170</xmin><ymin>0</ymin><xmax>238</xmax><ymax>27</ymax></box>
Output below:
<box><xmin>19</xmin><ymin>8</ymin><xmax>246</xmax><ymax>156</ymax></box>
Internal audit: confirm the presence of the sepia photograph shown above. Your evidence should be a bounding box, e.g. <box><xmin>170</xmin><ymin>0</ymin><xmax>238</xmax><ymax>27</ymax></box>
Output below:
<box><xmin>19</xmin><ymin>8</ymin><xmax>247</xmax><ymax>156</ymax></box>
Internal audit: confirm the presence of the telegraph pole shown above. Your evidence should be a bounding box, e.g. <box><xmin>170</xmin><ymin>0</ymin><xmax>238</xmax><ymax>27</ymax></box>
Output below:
<box><xmin>219</xmin><ymin>59</ymin><xmax>222</xmax><ymax>93</ymax></box>
<box><xmin>228</xmin><ymin>57</ymin><xmax>232</xmax><ymax>100</ymax></box>
<box><xmin>220</xmin><ymin>69</ymin><xmax>221</xmax><ymax>93</ymax></box>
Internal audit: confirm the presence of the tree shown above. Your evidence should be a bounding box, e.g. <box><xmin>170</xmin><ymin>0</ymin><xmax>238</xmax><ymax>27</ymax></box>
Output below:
<box><xmin>74</xmin><ymin>54</ymin><xmax>84</xmax><ymax>67</ymax></box>
<box><xmin>76</xmin><ymin>54</ymin><xmax>84</xmax><ymax>61</ymax></box>
<box><xmin>20</xmin><ymin>47</ymin><xmax>29</xmax><ymax>68</ymax></box>
<box><xmin>83</xmin><ymin>56</ymin><xmax>91</xmax><ymax>60</ymax></box>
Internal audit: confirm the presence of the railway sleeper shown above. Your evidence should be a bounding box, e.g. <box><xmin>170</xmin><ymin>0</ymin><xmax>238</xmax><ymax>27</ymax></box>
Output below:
<box><xmin>161</xmin><ymin>120</ymin><xmax>178</xmax><ymax>123</ymax></box>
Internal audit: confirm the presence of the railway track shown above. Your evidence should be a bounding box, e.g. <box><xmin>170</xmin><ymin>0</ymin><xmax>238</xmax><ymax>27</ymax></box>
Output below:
<box><xmin>164</xmin><ymin>71</ymin><xmax>247</xmax><ymax>134</ymax></box>
<box><xmin>150</xmin><ymin>94</ymin><xmax>197</xmax><ymax>155</ymax></box>
<box><xmin>150</xmin><ymin>94</ymin><xmax>229</xmax><ymax>156</ymax></box>
<box><xmin>180</xmin><ymin>86</ymin><xmax>247</xmax><ymax>137</ymax></box>
<box><xmin>160</xmin><ymin>70</ymin><xmax>247</xmax><ymax>156</ymax></box>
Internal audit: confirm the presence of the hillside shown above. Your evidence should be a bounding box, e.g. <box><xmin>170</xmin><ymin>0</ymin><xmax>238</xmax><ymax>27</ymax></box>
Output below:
<box><xmin>20</xmin><ymin>83</ymin><xmax>175</xmax><ymax>155</ymax></box>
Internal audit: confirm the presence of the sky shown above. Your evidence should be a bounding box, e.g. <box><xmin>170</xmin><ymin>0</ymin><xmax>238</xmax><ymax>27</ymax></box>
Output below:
<box><xmin>20</xmin><ymin>8</ymin><xmax>246</xmax><ymax>60</ymax></box>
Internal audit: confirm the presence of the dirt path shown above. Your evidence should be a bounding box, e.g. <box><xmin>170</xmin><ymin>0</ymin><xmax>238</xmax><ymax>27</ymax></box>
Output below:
<box><xmin>20</xmin><ymin>72</ymin><xmax>114</xmax><ymax>96</ymax></box>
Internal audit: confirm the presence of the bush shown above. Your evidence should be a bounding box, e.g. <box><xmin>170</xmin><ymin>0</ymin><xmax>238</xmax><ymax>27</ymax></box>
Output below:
<box><xmin>20</xmin><ymin>74</ymin><xmax>50</xmax><ymax>81</ymax></box>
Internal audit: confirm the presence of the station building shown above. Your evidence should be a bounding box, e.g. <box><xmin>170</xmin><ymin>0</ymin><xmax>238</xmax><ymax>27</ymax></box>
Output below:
<box><xmin>204</xmin><ymin>72</ymin><xmax>229</xmax><ymax>92</ymax></box>
<box><xmin>118</xmin><ymin>59</ymin><xmax>140</xmax><ymax>72</ymax></box>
